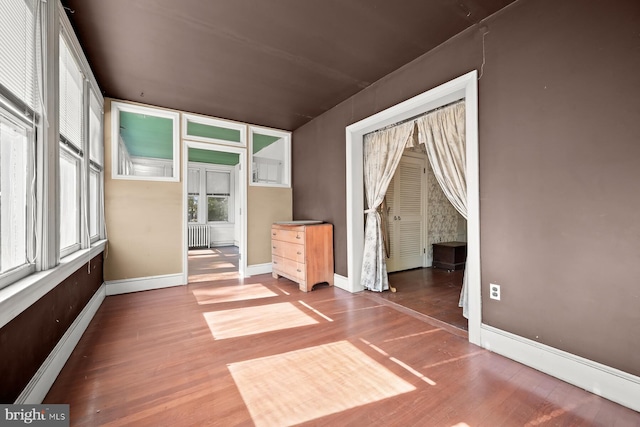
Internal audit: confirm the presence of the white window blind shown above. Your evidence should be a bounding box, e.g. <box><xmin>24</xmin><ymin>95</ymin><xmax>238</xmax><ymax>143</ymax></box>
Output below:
<box><xmin>89</xmin><ymin>89</ymin><xmax>103</xmax><ymax>166</ymax></box>
<box><xmin>206</xmin><ymin>171</ymin><xmax>230</xmax><ymax>195</ymax></box>
<box><xmin>0</xmin><ymin>0</ymin><xmax>36</xmax><ymax>109</ymax></box>
<box><xmin>188</xmin><ymin>168</ymin><xmax>200</xmax><ymax>194</ymax></box>
<box><xmin>59</xmin><ymin>35</ymin><xmax>83</xmax><ymax>149</ymax></box>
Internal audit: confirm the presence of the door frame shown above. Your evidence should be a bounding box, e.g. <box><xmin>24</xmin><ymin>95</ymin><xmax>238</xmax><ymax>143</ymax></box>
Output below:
<box><xmin>345</xmin><ymin>70</ymin><xmax>481</xmax><ymax>344</ymax></box>
<box><xmin>182</xmin><ymin>141</ymin><xmax>248</xmax><ymax>281</ymax></box>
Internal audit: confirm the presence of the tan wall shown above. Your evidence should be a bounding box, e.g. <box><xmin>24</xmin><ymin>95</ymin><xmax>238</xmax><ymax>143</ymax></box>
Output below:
<box><xmin>247</xmin><ymin>186</ymin><xmax>292</xmax><ymax>265</ymax></box>
<box><xmin>104</xmin><ymin>98</ymin><xmax>293</xmax><ymax>280</ymax></box>
<box><xmin>103</xmin><ymin>99</ymin><xmax>183</xmax><ymax>281</ymax></box>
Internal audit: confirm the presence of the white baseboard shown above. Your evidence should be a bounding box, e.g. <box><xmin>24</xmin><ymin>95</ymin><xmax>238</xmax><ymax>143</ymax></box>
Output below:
<box><xmin>333</xmin><ymin>273</ymin><xmax>349</xmax><ymax>291</ymax></box>
<box><xmin>481</xmin><ymin>324</ymin><xmax>640</xmax><ymax>412</ymax></box>
<box><xmin>105</xmin><ymin>273</ymin><xmax>184</xmax><ymax>296</ymax></box>
<box><xmin>15</xmin><ymin>284</ymin><xmax>106</xmax><ymax>404</ymax></box>
<box><xmin>246</xmin><ymin>263</ymin><xmax>272</xmax><ymax>277</ymax></box>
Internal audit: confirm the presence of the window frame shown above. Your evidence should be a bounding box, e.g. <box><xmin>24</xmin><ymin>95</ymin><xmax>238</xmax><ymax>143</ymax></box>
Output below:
<box><xmin>0</xmin><ymin>103</ymin><xmax>36</xmax><ymax>290</ymax></box>
<box><xmin>182</xmin><ymin>113</ymin><xmax>246</xmax><ymax>148</ymax></box>
<box><xmin>88</xmin><ymin>164</ymin><xmax>101</xmax><ymax>243</ymax></box>
<box><xmin>59</xmin><ymin>144</ymin><xmax>82</xmax><ymax>258</ymax></box>
<box><xmin>248</xmin><ymin>125</ymin><xmax>291</xmax><ymax>188</ymax></box>
<box><xmin>0</xmin><ymin>0</ymin><xmax>108</xmax><ymax>326</ymax></box>
<box><xmin>110</xmin><ymin>101</ymin><xmax>180</xmax><ymax>182</ymax></box>
<box><xmin>187</xmin><ymin>162</ymin><xmax>235</xmax><ymax>225</ymax></box>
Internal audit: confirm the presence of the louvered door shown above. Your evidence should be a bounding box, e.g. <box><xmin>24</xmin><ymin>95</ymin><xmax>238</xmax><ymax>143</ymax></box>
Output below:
<box><xmin>386</xmin><ymin>155</ymin><xmax>425</xmax><ymax>273</ymax></box>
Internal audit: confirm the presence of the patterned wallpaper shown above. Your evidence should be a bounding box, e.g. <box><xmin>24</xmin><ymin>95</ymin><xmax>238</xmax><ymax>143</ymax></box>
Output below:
<box><xmin>426</xmin><ymin>159</ymin><xmax>466</xmax><ymax>262</ymax></box>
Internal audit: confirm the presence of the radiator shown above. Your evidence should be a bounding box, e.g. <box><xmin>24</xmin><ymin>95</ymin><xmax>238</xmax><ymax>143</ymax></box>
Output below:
<box><xmin>188</xmin><ymin>224</ymin><xmax>211</xmax><ymax>248</ymax></box>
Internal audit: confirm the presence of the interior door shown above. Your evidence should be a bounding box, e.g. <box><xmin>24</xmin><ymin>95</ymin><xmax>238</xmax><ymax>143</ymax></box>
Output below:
<box><xmin>386</xmin><ymin>155</ymin><xmax>425</xmax><ymax>273</ymax></box>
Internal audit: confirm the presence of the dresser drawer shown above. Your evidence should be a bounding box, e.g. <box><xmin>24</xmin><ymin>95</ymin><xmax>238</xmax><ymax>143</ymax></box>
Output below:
<box><xmin>272</xmin><ymin>255</ymin><xmax>306</xmax><ymax>282</ymax></box>
<box><xmin>271</xmin><ymin>228</ymin><xmax>305</xmax><ymax>245</ymax></box>
<box><xmin>272</xmin><ymin>241</ymin><xmax>305</xmax><ymax>263</ymax></box>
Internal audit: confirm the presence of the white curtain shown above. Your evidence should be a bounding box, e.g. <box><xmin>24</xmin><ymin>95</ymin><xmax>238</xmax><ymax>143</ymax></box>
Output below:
<box><xmin>361</xmin><ymin>122</ymin><xmax>415</xmax><ymax>292</ymax></box>
<box><xmin>416</xmin><ymin>101</ymin><xmax>469</xmax><ymax>317</ymax></box>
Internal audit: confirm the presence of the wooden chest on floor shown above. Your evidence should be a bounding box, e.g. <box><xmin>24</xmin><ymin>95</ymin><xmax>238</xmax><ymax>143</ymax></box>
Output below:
<box><xmin>432</xmin><ymin>241</ymin><xmax>467</xmax><ymax>271</ymax></box>
<box><xmin>271</xmin><ymin>223</ymin><xmax>334</xmax><ymax>292</ymax></box>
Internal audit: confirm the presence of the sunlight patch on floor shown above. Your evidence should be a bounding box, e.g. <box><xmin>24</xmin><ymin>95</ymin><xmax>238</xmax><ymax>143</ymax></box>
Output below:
<box><xmin>192</xmin><ymin>283</ymin><xmax>277</xmax><ymax>305</ymax></box>
<box><xmin>228</xmin><ymin>340</ymin><xmax>416</xmax><ymax>426</ymax></box>
<box><xmin>204</xmin><ymin>302</ymin><xmax>318</xmax><ymax>339</ymax></box>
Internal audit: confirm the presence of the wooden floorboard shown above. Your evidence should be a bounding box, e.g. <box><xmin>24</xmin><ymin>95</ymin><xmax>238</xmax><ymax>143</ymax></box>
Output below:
<box><xmin>44</xmin><ymin>259</ymin><xmax>639</xmax><ymax>426</ymax></box>
<box><xmin>384</xmin><ymin>266</ymin><xmax>467</xmax><ymax>331</ymax></box>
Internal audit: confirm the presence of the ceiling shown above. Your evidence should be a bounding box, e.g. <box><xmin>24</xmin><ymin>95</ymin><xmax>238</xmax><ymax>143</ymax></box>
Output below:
<box><xmin>62</xmin><ymin>0</ymin><xmax>516</xmax><ymax>131</ymax></box>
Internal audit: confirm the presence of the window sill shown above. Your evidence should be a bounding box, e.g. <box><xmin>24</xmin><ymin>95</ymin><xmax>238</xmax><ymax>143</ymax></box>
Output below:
<box><xmin>0</xmin><ymin>240</ymin><xmax>107</xmax><ymax>329</ymax></box>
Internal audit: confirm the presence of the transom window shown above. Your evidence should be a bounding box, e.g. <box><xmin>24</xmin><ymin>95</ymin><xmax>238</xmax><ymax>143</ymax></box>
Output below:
<box><xmin>249</xmin><ymin>126</ymin><xmax>291</xmax><ymax>187</ymax></box>
<box><xmin>111</xmin><ymin>101</ymin><xmax>180</xmax><ymax>182</ymax></box>
<box><xmin>182</xmin><ymin>113</ymin><xmax>246</xmax><ymax>147</ymax></box>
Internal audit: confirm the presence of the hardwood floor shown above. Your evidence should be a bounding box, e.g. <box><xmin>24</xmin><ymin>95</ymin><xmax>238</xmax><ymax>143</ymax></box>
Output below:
<box><xmin>380</xmin><ymin>267</ymin><xmax>467</xmax><ymax>332</ymax></box>
<box><xmin>188</xmin><ymin>246</ymin><xmax>239</xmax><ymax>283</ymax></box>
<box><xmin>44</xmin><ymin>268</ymin><xmax>639</xmax><ymax>426</ymax></box>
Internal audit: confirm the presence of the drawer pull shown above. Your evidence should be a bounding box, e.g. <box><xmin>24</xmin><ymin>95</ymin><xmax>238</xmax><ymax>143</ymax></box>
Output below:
<box><xmin>297</xmin><ymin>251</ymin><xmax>301</xmax><ymax>255</ymax></box>
<box><xmin>273</xmin><ymin>261</ymin><xmax>278</xmax><ymax>265</ymax></box>
<box><xmin>296</xmin><ymin>269</ymin><xmax>302</xmax><ymax>272</ymax></box>
<box><xmin>272</xmin><ymin>232</ymin><xmax>276</xmax><ymax>236</ymax></box>
<box><xmin>272</xmin><ymin>246</ymin><xmax>276</xmax><ymax>249</ymax></box>
<box><xmin>296</xmin><ymin>235</ymin><xmax>301</xmax><ymax>239</ymax></box>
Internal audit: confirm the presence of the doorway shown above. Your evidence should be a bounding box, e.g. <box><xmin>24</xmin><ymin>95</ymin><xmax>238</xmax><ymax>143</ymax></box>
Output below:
<box><xmin>384</xmin><ymin>151</ymin><xmax>468</xmax><ymax>331</ymax></box>
<box><xmin>182</xmin><ymin>141</ymin><xmax>247</xmax><ymax>284</ymax></box>
<box><xmin>345</xmin><ymin>71</ymin><xmax>481</xmax><ymax>344</ymax></box>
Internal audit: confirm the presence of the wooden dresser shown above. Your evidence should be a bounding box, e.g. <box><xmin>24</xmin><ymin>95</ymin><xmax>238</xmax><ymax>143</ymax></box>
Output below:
<box><xmin>432</xmin><ymin>241</ymin><xmax>467</xmax><ymax>271</ymax></box>
<box><xmin>271</xmin><ymin>223</ymin><xmax>334</xmax><ymax>292</ymax></box>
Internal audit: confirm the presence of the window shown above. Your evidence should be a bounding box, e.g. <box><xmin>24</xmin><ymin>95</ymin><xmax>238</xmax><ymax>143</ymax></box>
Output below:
<box><xmin>0</xmin><ymin>0</ymin><xmax>37</xmax><ymax>289</ymax></box>
<box><xmin>0</xmin><ymin>0</ymin><xmax>105</xmax><ymax>294</ymax></box>
<box><xmin>186</xmin><ymin>164</ymin><xmax>235</xmax><ymax>224</ymax></box>
<box><xmin>59</xmin><ymin>34</ymin><xmax>83</xmax><ymax>256</ymax></box>
<box><xmin>182</xmin><ymin>114</ymin><xmax>246</xmax><ymax>147</ymax></box>
<box><xmin>88</xmin><ymin>167</ymin><xmax>100</xmax><ymax>238</ymax></box>
<box><xmin>0</xmin><ymin>109</ymin><xmax>34</xmax><ymax>288</ymax></box>
<box><xmin>59</xmin><ymin>147</ymin><xmax>81</xmax><ymax>254</ymax></box>
<box><xmin>88</xmin><ymin>89</ymin><xmax>103</xmax><ymax>242</ymax></box>
<box><xmin>111</xmin><ymin>101</ymin><xmax>180</xmax><ymax>182</ymax></box>
<box><xmin>206</xmin><ymin>171</ymin><xmax>231</xmax><ymax>222</ymax></box>
<box><xmin>187</xmin><ymin>168</ymin><xmax>200</xmax><ymax>223</ymax></box>
<box><xmin>249</xmin><ymin>126</ymin><xmax>291</xmax><ymax>187</ymax></box>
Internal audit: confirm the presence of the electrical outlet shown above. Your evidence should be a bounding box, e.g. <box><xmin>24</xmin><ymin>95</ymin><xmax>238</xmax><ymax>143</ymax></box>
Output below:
<box><xmin>490</xmin><ymin>283</ymin><xmax>501</xmax><ymax>301</ymax></box>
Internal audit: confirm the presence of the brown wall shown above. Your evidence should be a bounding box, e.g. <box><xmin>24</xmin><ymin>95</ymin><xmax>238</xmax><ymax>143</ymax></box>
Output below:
<box><xmin>0</xmin><ymin>254</ymin><xmax>104</xmax><ymax>402</ymax></box>
<box><xmin>292</xmin><ymin>0</ymin><xmax>640</xmax><ymax>376</ymax></box>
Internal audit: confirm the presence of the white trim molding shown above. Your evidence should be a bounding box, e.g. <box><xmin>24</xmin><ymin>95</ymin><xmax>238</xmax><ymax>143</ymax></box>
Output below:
<box><xmin>182</xmin><ymin>141</ymin><xmax>248</xmax><ymax>281</ymax></box>
<box><xmin>246</xmin><ymin>263</ymin><xmax>272</xmax><ymax>277</ymax></box>
<box><xmin>345</xmin><ymin>70</ymin><xmax>481</xmax><ymax>344</ymax></box>
<box><xmin>105</xmin><ymin>273</ymin><xmax>184</xmax><ymax>296</ymax></box>
<box><xmin>481</xmin><ymin>324</ymin><xmax>640</xmax><ymax>412</ymax></box>
<box><xmin>0</xmin><ymin>241</ymin><xmax>107</xmax><ymax>329</ymax></box>
<box><xmin>182</xmin><ymin>113</ymin><xmax>247</xmax><ymax>147</ymax></box>
<box><xmin>15</xmin><ymin>283</ymin><xmax>106</xmax><ymax>404</ymax></box>
<box><xmin>333</xmin><ymin>273</ymin><xmax>349</xmax><ymax>292</ymax></box>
